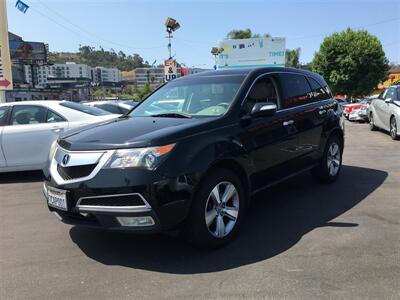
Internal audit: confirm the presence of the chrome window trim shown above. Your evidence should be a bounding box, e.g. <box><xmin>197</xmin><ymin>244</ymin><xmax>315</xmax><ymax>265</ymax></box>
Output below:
<box><xmin>50</xmin><ymin>146</ymin><xmax>115</xmax><ymax>185</ymax></box>
<box><xmin>242</xmin><ymin>70</ymin><xmax>332</xmax><ymax>113</ymax></box>
<box><xmin>76</xmin><ymin>193</ymin><xmax>152</xmax><ymax>213</ymax></box>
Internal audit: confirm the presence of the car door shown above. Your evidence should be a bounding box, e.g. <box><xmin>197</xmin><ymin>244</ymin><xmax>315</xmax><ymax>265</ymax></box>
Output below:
<box><xmin>382</xmin><ymin>87</ymin><xmax>397</xmax><ymax>128</ymax></box>
<box><xmin>373</xmin><ymin>90</ymin><xmax>388</xmax><ymax>129</ymax></box>
<box><xmin>240</xmin><ymin>74</ymin><xmax>300</xmax><ymax>190</ymax></box>
<box><xmin>2</xmin><ymin>105</ymin><xmax>68</xmax><ymax>169</ymax></box>
<box><xmin>0</xmin><ymin>106</ymin><xmax>10</xmax><ymax>168</ymax></box>
<box><xmin>278</xmin><ymin>74</ymin><xmax>330</xmax><ymax>159</ymax></box>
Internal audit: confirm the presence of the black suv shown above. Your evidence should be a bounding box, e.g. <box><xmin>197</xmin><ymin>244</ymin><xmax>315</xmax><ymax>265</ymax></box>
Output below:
<box><xmin>43</xmin><ymin>68</ymin><xmax>344</xmax><ymax>248</ymax></box>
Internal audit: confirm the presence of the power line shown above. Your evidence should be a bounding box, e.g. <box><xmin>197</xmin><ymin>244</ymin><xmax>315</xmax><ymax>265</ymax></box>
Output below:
<box><xmin>175</xmin><ymin>17</ymin><xmax>400</xmax><ymax>45</ymax></box>
<box><xmin>32</xmin><ymin>0</ymin><xmax>165</xmax><ymax>51</ymax></box>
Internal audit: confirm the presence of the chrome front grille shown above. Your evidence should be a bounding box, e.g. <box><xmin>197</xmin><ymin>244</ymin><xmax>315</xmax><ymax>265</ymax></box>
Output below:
<box><xmin>57</xmin><ymin>163</ymin><xmax>97</xmax><ymax>181</ymax></box>
<box><xmin>50</xmin><ymin>146</ymin><xmax>115</xmax><ymax>185</ymax></box>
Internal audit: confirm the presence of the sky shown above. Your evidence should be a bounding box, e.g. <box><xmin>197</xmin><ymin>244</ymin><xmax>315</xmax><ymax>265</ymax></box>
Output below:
<box><xmin>6</xmin><ymin>0</ymin><xmax>400</xmax><ymax>69</ymax></box>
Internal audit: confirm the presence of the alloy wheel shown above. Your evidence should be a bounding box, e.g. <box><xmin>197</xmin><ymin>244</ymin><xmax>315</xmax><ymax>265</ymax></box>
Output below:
<box><xmin>327</xmin><ymin>142</ymin><xmax>341</xmax><ymax>177</ymax></box>
<box><xmin>205</xmin><ymin>181</ymin><xmax>239</xmax><ymax>238</ymax></box>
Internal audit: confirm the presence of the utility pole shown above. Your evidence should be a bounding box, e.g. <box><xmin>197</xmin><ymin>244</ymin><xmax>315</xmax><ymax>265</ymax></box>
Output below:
<box><xmin>0</xmin><ymin>0</ymin><xmax>13</xmax><ymax>103</ymax></box>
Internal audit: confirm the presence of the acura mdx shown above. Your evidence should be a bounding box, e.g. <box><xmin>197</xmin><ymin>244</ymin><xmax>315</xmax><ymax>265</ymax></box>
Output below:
<box><xmin>43</xmin><ymin>68</ymin><xmax>345</xmax><ymax>248</ymax></box>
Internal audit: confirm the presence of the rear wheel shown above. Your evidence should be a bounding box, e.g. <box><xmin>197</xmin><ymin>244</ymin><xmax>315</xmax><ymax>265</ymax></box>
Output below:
<box><xmin>369</xmin><ymin>113</ymin><xmax>377</xmax><ymax>131</ymax></box>
<box><xmin>183</xmin><ymin>168</ymin><xmax>245</xmax><ymax>249</ymax></box>
<box><xmin>311</xmin><ymin>135</ymin><xmax>343</xmax><ymax>183</ymax></box>
<box><xmin>390</xmin><ymin>117</ymin><xmax>398</xmax><ymax>140</ymax></box>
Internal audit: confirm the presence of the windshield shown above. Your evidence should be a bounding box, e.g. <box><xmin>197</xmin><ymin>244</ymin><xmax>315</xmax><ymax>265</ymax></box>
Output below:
<box><xmin>130</xmin><ymin>75</ymin><xmax>245</xmax><ymax>117</ymax></box>
<box><xmin>60</xmin><ymin>102</ymin><xmax>111</xmax><ymax>116</ymax></box>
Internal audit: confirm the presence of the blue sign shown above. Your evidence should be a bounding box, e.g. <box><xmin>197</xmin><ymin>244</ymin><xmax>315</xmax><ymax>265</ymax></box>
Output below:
<box><xmin>15</xmin><ymin>0</ymin><xmax>29</xmax><ymax>14</ymax></box>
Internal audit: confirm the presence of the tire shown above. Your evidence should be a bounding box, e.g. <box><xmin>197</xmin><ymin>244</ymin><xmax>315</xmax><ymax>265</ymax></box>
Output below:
<box><xmin>369</xmin><ymin>113</ymin><xmax>377</xmax><ymax>131</ymax></box>
<box><xmin>311</xmin><ymin>135</ymin><xmax>343</xmax><ymax>184</ymax></box>
<box><xmin>390</xmin><ymin>117</ymin><xmax>399</xmax><ymax>140</ymax></box>
<box><xmin>183</xmin><ymin>168</ymin><xmax>245</xmax><ymax>249</ymax></box>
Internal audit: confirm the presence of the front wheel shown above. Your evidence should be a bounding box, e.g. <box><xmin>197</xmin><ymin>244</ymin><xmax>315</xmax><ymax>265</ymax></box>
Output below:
<box><xmin>369</xmin><ymin>113</ymin><xmax>377</xmax><ymax>131</ymax></box>
<box><xmin>183</xmin><ymin>168</ymin><xmax>245</xmax><ymax>249</ymax></box>
<box><xmin>390</xmin><ymin>117</ymin><xmax>399</xmax><ymax>140</ymax></box>
<box><xmin>311</xmin><ymin>135</ymin><xmax>343</xmax><ymax>184</ymax></box>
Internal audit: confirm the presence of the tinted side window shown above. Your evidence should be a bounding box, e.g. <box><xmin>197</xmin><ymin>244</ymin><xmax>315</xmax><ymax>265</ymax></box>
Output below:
<box><xmin>47</xmin><ymin>110</ymin><xmax>66</xmax><ymax>123</ymax></box>
<box><xmin>396</xmin><ymin>87</ymin><xmax>400</xmax><ymax>101</ymax></box>
<box><xmin>385</xmin><ymin>88</ymin><xmax>396</xmax><ymax>100</ymax></box>
<box><xmin>60</xmin><ymin>102</ymin><xmax>111</xmax><ymax>116</ymax></box>
<box><xmin>307</xmin><ymin>77</ymin><xmax>331</xmax><ymax>101</ymax></box>
<box><xmin>279</xmin><ymin>73</ymin><xmax>312</xmax><ymax>108</ymax></box>
<box><xmin>10</xmin><ymin>106</ymin><xmax>47</xmax><ymax>125</ymax></box>
<box><xmin>96</xmin><ymin>104</ymin><xmax>122</xmax><ymax>114</ymax></box>
<box><xmin>245</xmin><ymin>75</ymin><xmax>279</xmax><ymax>113</ymax></box>
<box><xmin>0</xmin><ymin>107</ymin><xmax>8</xmax><ymax>126</ymax></box>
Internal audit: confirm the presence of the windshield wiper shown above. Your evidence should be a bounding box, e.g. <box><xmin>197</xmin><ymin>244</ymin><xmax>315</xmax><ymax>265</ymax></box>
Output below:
<box><xmin>150</xmin><ymin>112</ymin><xmax>192</xmax><ymax>119</ymax></box>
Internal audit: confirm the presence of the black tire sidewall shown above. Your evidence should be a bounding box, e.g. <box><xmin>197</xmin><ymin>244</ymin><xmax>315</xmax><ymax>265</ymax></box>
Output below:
<box><xmin>312</xmin><ymin>135</ymin><xmax>343</xmax><ymax>183</ymax></box>
<box><xmin>184</xmin><ymin>168</ymin><xmax>245</xmax><ymax>249</ymax></box>
<box><xmin>390</xmin><ymin>117</ymin><xmax>398</xmax><ymax>140</ymax></box>
<box><xmin>369</xmin><ymin>113</ymin><xmax>376</xmax><ymax>131</ymax></box>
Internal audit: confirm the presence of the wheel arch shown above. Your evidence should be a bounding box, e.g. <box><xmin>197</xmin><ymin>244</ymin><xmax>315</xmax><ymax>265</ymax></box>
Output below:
<box><xmin>205</xmin><ymin>159</ymin><xmax>251</xmax><ymax>204</ymax></box>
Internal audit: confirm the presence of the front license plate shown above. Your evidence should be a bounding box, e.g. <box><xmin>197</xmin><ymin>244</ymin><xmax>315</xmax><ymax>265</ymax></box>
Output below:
<box><xmin>47</xmin><ymin>187</ymin><xmax>68</xmax><ymax>211</ymax></box>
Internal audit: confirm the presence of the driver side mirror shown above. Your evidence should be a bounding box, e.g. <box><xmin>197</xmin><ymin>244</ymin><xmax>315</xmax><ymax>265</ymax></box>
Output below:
<box><xmin>251</xmin><ymin>102</ymin><xmax>277</xmax><ymax>117</ymax></box>
<box><xmin>385</xmin><ymin>98</ymin><xmax>392</xmax><ymax>103</ymax></box>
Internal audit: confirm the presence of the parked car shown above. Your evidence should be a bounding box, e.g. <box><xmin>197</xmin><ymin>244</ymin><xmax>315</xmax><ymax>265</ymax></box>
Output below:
<box><xmin>0</xmin><ymin>101</ymin><xmax>118</xmax><ymax>172</ymax></box>
<box><xmin>348</xmin><ymin>98</ymin><xmax>373</xmax><ymax>122</ymax></box>
<box><xmin>369</xmin><ymin>85</ymin><xmax>400</xmax><ymax>140</ymax></box>
<box><xmin>343</xmin><ymin>99</ymin><xmax>369</xmax><ymax>119</ymax></box>
<box><xmin>43</xmin><ymin>68</ymin><xmax>344</xmax><ymax>248</ymax></box>
<box><xmin>83</xmin><ymin>100</ymin><xmax>137</xmax><ymax>115</ymax></box>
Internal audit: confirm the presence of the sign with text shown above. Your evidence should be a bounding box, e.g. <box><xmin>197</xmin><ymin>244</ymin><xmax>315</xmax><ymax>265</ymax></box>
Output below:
<box><xmin>0</xmin><ymin>0</ymin><xmax>13</xmax><ymax>90</ymax></box>
<box><xmin>217</xmin><ymin>37</ymin><xmax>286</xmax><ymax>69</ymax></box>
<box><xmin>164</xmin><ymin>59</ymin><xmax>177</xmax><ymax>82</ymax></box>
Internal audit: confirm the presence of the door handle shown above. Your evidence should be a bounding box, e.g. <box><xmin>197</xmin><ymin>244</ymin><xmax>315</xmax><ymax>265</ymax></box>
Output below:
<box><xmin>51</xmin><ymin>127</ymin><xmax>64</xmax><ymax>133</ymax></box>
<box><xmin>283</xmin><ymin>120</ymin><xmax>294</xmax><ymax>126</ymax></box>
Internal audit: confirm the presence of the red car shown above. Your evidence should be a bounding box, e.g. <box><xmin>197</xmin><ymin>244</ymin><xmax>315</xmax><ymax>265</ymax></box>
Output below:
<box><xmin>343</xmin><ymin>99</ymin><xmax>371</xmax><ymax>119</ymax></box>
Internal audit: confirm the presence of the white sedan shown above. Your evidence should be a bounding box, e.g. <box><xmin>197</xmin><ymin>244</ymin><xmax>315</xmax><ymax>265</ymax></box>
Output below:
<box><xmin>369</xmin><ymin>85</ymin><xmax>400</xmax><ymax>140</ymax></box>
<box><xmin>0</xmin><ymin>101</ymin><xmax>118</xmax><ymax>172</ymax></box>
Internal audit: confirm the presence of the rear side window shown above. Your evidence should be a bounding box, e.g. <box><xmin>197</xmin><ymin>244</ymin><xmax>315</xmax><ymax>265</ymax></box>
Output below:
<box><xmin>10</xmin><ymin>105</ymin><xmax>47</xmax><ymax>125</ymax></box>
<box><xmin>397</xmin><ymin>87</ymin><xmax>400</xmax><ymax>101</ymax></box>
<box><xmin>279</xmin><ymin>73</ymin><xmax>312</xmax><ymax>108</ymax></box>
<box><xmin>47</xmin><ymin>110</ymin><xmax>66</xmax><ymax>123</ymax></box>
<box><xmin>0</xmin><ymin>106</ymin><xmax>8</xmax><ymax>126</ymax></box>
<box><xmin>60</xmin><ymin>102</ymin><xmax>111</xmax><ymax>116</ymax></box>
<box><xmin>307</xmin><ymin>77</ymin><xmax>331</xmax><ymax>101</ymax></box>
<box><xmin>95</xmin><ymin>104</ymin><xmax>123</xmax><ymax>114</ymax></box>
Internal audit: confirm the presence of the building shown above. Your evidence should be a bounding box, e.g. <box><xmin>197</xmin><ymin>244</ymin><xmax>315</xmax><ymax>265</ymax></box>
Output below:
<box><xmin>24</xmin><ymin>62</ymin><xmax>92</xmax><ymax>88</ymax></box>
<box><xmin>378</xmin><ymin>65</ymin><xmax>400</xmax><ymax>89</ymax></box>
<box><xmin>135</xmin><ymin>67</ymin><xmax>165</xmax><ymax>89</ymax></box>
<box><xmin>24</xmin><ymin>63</ymin><xmax>123</xmax><ymax>88</ymax></box>
<box><xmin>94</xmin><ymin>67</ymin><xmax>122</xmax><ymax>84</ymax></box>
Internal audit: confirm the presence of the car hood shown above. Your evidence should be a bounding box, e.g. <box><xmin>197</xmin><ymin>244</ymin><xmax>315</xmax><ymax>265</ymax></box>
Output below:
<box><xmin>59</xmin><ymin>116</ymin><xmax>215</xmax><ymax>151</ymax></box>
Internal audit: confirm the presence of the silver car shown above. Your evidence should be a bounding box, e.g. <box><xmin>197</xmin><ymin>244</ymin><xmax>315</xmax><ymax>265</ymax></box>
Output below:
<box><xmin>369</xmin><ymin>85</ymin><xmax>400</xmax><ymax>140</ymax></box>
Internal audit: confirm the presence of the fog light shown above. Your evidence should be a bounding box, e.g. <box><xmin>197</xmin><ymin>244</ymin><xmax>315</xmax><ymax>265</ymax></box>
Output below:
<box><xmin>117</xmin><ymin>216</ymin><xmax>155</xmax><ymax>227</ymax></box>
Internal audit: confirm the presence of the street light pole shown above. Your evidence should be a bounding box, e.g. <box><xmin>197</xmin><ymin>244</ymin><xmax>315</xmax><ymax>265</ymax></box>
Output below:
<box><xmin>211</xmin><ymin>47</ymin><xmax>224</xmax><ymax>70</ymax></box>
<box><xmin>164</xmin><ymin>17</ymin><xmax>180</xmax><ymax>61</ymax></box>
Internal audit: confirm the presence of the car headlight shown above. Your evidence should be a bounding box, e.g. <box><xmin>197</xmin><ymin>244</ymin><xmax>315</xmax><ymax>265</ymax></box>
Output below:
<box><xmin>49</xmin><ymin>139</ymin><xmax>59</xmax><ymax>161</ymax></box>
<box><xmin>103</xmin><ymin>143</ymin><xmax>176</xmax><ymax>170</ymax></box>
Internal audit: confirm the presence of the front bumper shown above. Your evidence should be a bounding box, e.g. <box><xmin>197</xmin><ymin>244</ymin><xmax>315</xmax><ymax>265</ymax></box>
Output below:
<box><xmin>43</xmin><ymin>168</ymin><xmax>196</xmax><ymax>233</ymax></box>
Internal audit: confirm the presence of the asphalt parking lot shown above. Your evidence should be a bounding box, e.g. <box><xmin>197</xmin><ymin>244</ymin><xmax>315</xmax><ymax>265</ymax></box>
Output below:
<box><xmin>1</xmin><ymin>121</ymin><xmax>399</xmax><ymax>300</ymax></box>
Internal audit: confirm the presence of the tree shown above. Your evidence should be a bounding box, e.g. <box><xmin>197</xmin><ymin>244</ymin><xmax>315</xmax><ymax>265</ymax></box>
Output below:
<box><xmin>226</xmin><ymin>29</ymin><xmax>271</xmax><ymax>39</ymax></box>
<box><xmin>285</xmin><ymin>48</ymin><xmax>301</xmax><ymax>68</ymax></box>
<box><xmin>312</xmin><ymin>28</ymin><xmax>389</xmax><ymax>98</ymax></box>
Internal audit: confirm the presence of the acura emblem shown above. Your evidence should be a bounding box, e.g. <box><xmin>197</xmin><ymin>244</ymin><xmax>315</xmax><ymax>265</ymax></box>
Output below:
<box><xmin>62</xmin><ymin>154</ymin><xmax>70</xmax><ymax>166</ymax></box>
